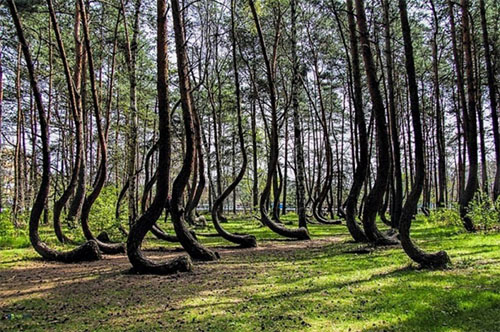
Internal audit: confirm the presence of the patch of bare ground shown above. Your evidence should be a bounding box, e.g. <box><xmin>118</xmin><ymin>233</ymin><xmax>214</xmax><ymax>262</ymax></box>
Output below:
<box><xmin>0</xmin><ymin>236</ymin><xmax>343</xmax><ymax>330</ymax></box>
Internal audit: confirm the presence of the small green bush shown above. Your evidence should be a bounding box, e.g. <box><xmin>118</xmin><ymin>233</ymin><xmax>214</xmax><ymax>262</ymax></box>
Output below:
<box><xmin>427</xmin><ymin>206</ymin><xmax>462</xmax><ymax>227</ymax></box>
<box><xmin>467</xmin><ymin>192</ymin><xmax>500</xmax><ymax>231</ymax></box>
<box><xmin>88</xmin><ymin>185</ymin><xmax>127</xmax><ymax>240</ymax></box>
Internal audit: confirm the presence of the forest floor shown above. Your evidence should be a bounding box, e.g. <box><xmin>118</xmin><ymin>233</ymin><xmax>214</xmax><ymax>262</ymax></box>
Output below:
<box><xmin>0</xmin><ymin>215</ymin><xmax>499</xmax><ymax>332</ymax></box>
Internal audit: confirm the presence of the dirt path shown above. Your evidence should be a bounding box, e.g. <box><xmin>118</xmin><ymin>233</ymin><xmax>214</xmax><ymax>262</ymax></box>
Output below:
<box><xmin>0</xmin><ymin>236</ymin><xmax>345</xmax><ymax>330</ymax></box>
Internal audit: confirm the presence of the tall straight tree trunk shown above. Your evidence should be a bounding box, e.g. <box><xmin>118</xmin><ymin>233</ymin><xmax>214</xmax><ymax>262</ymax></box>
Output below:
<box><xmin>479</xmin><ymin>0</ymin><xmax>500</xmax><ymax>200</ymax></box>
<box><xmin>120</xmin><ymin>0</ymin><xmax>142</xmax><ymax>227</ymax></box>
<box><xmin>475</xmin><ymin>48</ymin><xmax>488</xmax><ymax>193</ymax></box>
<box><xmin>383</xmin><ymin>0</ymin><xmax>403</xmax><ymax>225</ymax></box>
<box><xmin>251</xmin><ymin>82</ymin><xmax>259</xmax><ymax>212</ymax></box>
<box><xmin>282</xmin><ymin>119</ymin><xmax>288</xmax><ymax>215</ymax></box>
<box><xmin>14</xmin><ymin>44</ymin><xmax>25</xmax><ymax>221</ymax></box>
<box><xmin>355</xmin><ymin>0</ymin><xmax>398</xmax><ymax>245</ymax></box>
<box><xmin>397</xmin><ymin>0</ymin><xmax>449</xmax><ymax>268</ymax></box>
<box><xmin>470</xmin><ymin>31</ymin><xmax>488</xmax><ymax>194</ymax></box>
<box><xmin>291</xmin><ymin>31</ymin><xmax>308</xmax><ymax>226</ymax></box>
<box><xmin>0</xmin><ymin>43</ymin><xmax>3</xmax><ymax>212</ymax></box>
<box><xmin>448</xmin><ymin>0</ymin><xmax>468</xmax><ymax>203</ymax></box>
<box><xmin>430</xmin><ymin>0</ymin><xmax>447</xmax><ymax>208</ymax></box>
<box><xmin>459</xmin><ymin>0</ymin><xmax>478</xmax><ymax>232</ymax></box>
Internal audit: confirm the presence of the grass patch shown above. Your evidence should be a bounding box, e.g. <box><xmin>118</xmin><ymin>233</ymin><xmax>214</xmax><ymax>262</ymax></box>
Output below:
<box><xmin>0</xmin><ymin>215</ymin><xmax>499</xmax><ymax>331</ymax></box>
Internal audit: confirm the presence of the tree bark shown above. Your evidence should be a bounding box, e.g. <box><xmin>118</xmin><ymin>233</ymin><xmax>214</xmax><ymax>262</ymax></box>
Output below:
<box><xmin>397</xmin><ymin>0</ymin><xmax>450</xmax><ymax>268</ymax></box>
<box><xmin>78</xmin><ymin>0</ymin><xmax>126</xmax><ymax>253</ymax></box>
<box><xmin>0</xmin><ymin>43</ymin><xmax>3</xmax><ymax>212</ymax></box>
<box><xmin>7</xmin><ymin>0</ymin><xmax>101</xmax><ymax>263</ymax></box>
<box><xmin>169</xmin><ymin>0</ymin><xmax>218</xmax><ymax>261</ymax></box>
<box><xmin>458</xmin><ymin>0</ymin><xmax>478</xmax><ymax>232</ymax></box>
<box><xmin>211</xmin><ymin>0</ymin><xmax>257</xmax><ymax>248</ymax></box>
<box><xmin>355</xmin><ymin>0</ymin><xmax>398</xmax><ymax>245</ymax></box>
<box><xmin>344</xmin><ymin>0</ymin><xmax>369</xmax><ymax>243</ymax></box>
<box><xmin>120</xmin><ymin>0</ymin><xmax>142</xmax><ymax>228</ymax></box>
<box><xmin>291</xmin><ymin>0</ymin><xmax>307</xmax><ymax>228</ymax></box>
<box><xmin>430</xmin><ymin>0</ymin><xmax>447</xmax><ymax>208</ymax></box>
<box><xmin>479</xmin><ymin>0</ymin><xmax>500</xmax><ymax>200</ymax></box>
<box><xmin>383</xmin><ymin>0</ymin><xmax>403</xmax><ymax>224</ymax></box>
<box><xmin>67</xmin><ymin>1</ymin><xmax>86</xmax><ymax>222</ymax></box>
<box><xmin>249</xmin><ymin>0</ymin><xmax>309</xmax><ymax>240</ymax></box>
<box><xmin>127</xmin><ymin>0</ymin><xmax>193</xmax><ymax>274</ymax></box>
<box><xmin>47</xmin><ymin>0</ymin><xmax>84</xmax><ymax>244</ymax></box>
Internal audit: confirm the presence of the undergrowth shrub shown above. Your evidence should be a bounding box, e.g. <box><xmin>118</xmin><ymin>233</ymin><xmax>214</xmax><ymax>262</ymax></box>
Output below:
<box><xmin>467</xmin><ymin>192</ymin><xmax>500</xmax><ymax>231</ymax></box>
<box><xmin>427</xmin><ymin>206</ymin><xmax>462</xmax><ymax>227</ymax></box>
<box><xmin>0</xmin><ymin>211</ymin><xmax>30</xmax><ymax>248</ymax></box>
<box><xmin>427</xmin><ymin>193</ymin><xmax>500</xmax><ymax>231</ymax></box>
<box><xmin>88</xmin><ymin>185</ymin><xmax>127</xmax><ymax>240</ymax></box>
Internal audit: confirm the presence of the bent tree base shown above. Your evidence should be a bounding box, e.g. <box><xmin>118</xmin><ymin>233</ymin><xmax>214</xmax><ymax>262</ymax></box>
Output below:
<box><xmin>32</xmin><ymin>237</ymin><xmax>102</xmax><ymax>263</ymax></box>
<box><xmin>126</xmin><ymin>0</ymin><xmax>194</xmax><ymax>275</ymax></box>
<box><xmin>127</xmin><ymin>211</ymin><xmax>193</xmax><ymax>275</ymax></box>
<box><xmin>151</xmin><ymin>223</ymin><xmax>180</xmax><ymax>242</ymax></box>
<box><xmin>397</xmin><ymin>0</ymin><xmax>450</xmax><ymax>269</ymax></box>
<box><xmin>212</xmin><ymin>206</ymin><xmax>257</xmax><ymax>248</ymax></box>
<box><xmin>7</xmin><ymin>0</ymin><xmax>102</xmax><ymax>264</ymax></box>
<box><xmin>261</xmin><ymin>202</ymin><xmax>311</xmax><ymax>240</ymax></box>
<box><xmin>400</xmin><ymin>235</ymin><xmax>450</xmax><ymax>269</ymax></box>
<box><xmin>209</xmin><ymin>0</ymin><xmax>257</xmax><ymax>250</ymax></box>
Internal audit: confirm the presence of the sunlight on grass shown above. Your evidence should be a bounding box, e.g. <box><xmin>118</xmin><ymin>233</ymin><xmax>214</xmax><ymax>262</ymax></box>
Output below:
<box><xmin>0</xmin><ymin>215</ymin><xmax>499</xmax><ymax>331</ymax></box>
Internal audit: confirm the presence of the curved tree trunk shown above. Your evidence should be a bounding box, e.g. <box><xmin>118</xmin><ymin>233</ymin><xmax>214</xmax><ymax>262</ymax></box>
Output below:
<box><xmin>126</xmin><ymin>0</ymin><xmax>193</xmax><ymax>274</ymax></box>
<box><xmin>307</xmin><ymin>44</ymin><xmax>337</xmax><ymax>225</ymax></box>
<box><xmin>169</xmin><ymin>0</ymin><xmax>218</xmax><ymax>261</ymax></box>
<box><xmin>211</xmin><ymin>0</ymin><xmax>257</xmax><ymax>248</ymax></box>
<box><xmin>116</xmin><ymin>179</ymin><xmax>130</xmax><ymax>220</ymax></box>
<box><xmin>8</xmin><ymin>0</ymin><xmax>101</xmax><ymax>263</ymax></box>
<box><xmin>397</xmin><ymin>0</ymin><xmax>450</xmax><ymax>268</ymax></box>
<box><xmin>78</xmin><ymin>0</ymin><xmax>125</xmax><ymax>254</ymax></box>
<box><xmin>355</xmin><ymin>0</ymin><xmax>398</xmax><ymax>246</ymax></box>
<box><xmin>184</xmin><ymin>113</ymin><xmax>206</xmax><ymax>227</ymax></box>
<box><xmin>150</xmin><ymin>222</ymin><xmax>179</xmax><ymax>242</ymax></box>
<box><xmin>344</xmin><ymin>0</ymin><xmax>369</xmax><ymax>243</ymax></box>
<box><xmin>47</xmin><ymin>0</ymin><xmax>83</xmax><ymax>245</ymax></box>
<box><xmin>141</xmin><ymin>142</ymin><xmax>159</xmax><ymax>213</ymax></box>
<box><xmin>249</xmin><ymin>0</ymin><xmax>310</xmax><ymax>240</ymax></box>
<box><xmin>66</xmin><ymin>1</ymin><xmax>86</xmax><ymax>223</ymax></box>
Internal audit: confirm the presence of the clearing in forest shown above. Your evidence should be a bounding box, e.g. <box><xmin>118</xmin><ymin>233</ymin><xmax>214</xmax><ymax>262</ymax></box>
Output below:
<box><xmin>1</xmin><ymin>220</ymin><xmax>499</xmax><ymax>332</ymax></box>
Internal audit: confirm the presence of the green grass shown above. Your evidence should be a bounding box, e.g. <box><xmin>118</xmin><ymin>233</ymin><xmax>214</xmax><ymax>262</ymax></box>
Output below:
<box><xmin>0</xmin><ymin>215</ymin><xmax>499</xmax><ymax>331</ymax></box>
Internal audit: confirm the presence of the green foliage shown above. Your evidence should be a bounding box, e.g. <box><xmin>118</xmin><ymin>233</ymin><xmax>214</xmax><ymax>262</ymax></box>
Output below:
<box><xmin>0</xmin><ymin>211</ymin><xmax>30</xmax><ymax>248</ymax></box>
<box><xmin>427</xmin><ymin>206</ymin><xmax>462</xmax><ymax>227</ymax></box>
<box><xmin>426</xmin><ymin>194</ymin><xmax>500</xmax><ymax>231</ymax></box>
<box><xmin>88</xmin><ymin>185</ymin><xmax>126</xmax><ymax>241</ymax></box>
<box><xmin>467</xmin><ymin>192</ymin><xmax>500</xmax><ymax>231</ymax></box>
